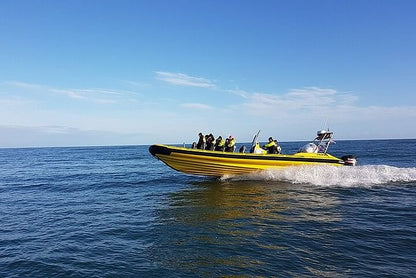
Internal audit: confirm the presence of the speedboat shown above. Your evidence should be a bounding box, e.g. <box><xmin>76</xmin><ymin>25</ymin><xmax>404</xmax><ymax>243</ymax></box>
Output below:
<box><xmin>149</xmin><ymin>130</ymin><xmax>357</xmax><ymax>177</ymax></box>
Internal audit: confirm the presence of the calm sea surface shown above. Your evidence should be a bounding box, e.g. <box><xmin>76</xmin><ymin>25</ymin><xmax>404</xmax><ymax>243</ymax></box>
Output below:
<box><xmin>1</xmin><ymin>139</ymin><xmax>415</xmax><ymax>277</ymax></box>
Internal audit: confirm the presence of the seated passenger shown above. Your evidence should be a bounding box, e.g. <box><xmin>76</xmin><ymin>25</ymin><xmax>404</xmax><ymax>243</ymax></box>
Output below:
<box><xmin>214</xmin><ymin>136</ymin><xmax>225</xmax><ymax>151</ymax></box>
<box><xmin>205</xmin><ymin>133</ymin><xmax>215</xmax><ymax>151</ymax></box>
<box><xmin>225</xmin><ymin>135</ymin><xmax>236</xmax><ymax>152</ymax></box>
<box><xmin>272</xmin><ymin>140</ymin><xmax>282</xmax><ymax>154</ymax></box>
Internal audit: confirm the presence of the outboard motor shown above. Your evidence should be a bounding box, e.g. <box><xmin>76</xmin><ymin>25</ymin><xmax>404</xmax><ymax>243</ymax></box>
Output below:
<box><xmin>341</xmin><ymin>155</ymin><xmax>357</xmax><ymax>166</ymax></box>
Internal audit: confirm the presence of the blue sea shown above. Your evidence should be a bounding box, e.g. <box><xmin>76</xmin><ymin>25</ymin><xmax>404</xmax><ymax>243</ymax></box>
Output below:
<box><xmin>1</xmin><ymin>139</ymin><xmax>416</xmax><ymax>277</ymax></box>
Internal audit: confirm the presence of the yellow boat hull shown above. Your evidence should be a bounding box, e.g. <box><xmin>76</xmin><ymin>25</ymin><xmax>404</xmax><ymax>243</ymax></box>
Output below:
<box><xmin>149</xmin><ymin>144</ymin><xmax>344</xmax><ymax>177</ymax></box>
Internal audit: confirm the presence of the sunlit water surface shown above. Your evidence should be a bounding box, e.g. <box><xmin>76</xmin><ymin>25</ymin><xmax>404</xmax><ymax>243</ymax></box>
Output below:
<box><xmin>1</xmin><ymin>140</ymin><xmax>415</xmax><ymax>277</ymax></box>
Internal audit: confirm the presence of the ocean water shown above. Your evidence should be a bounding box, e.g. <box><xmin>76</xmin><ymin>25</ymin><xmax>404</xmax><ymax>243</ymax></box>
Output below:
<box><xmin>1</xmin><ymin>139</ymin><xmax>415</xmax><ymax>277</ymax></box>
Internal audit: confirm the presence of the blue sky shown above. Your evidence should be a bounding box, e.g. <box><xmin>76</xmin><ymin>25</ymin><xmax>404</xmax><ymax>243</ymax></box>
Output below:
<box><xmin>1</xmin><ymin>0</ymin><xmax>415</xmax><ymax>147</ymax></box>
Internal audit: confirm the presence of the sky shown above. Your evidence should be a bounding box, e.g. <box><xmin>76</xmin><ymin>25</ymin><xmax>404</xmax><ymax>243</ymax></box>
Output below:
<box><xmin>1</xmin><ymin>0</ymin><xmax>415</xmax><ymax>147</ymax></box>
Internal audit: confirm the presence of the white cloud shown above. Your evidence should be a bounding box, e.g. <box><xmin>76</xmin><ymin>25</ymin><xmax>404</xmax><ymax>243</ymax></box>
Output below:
<box><xmin>234</xmin><ymin>87</ymin><xmax>359</xmax><ymax>115</ymax></box>
<box><xmin>220</xmin><ymin>86</ymin><xmax>416</xmax><ymax>140</ymax></box>
<box><xmin>227</xmin><ymin>88</ymin><xmax>250</xmax><ymax>98</ymax></box>
<box><xmin>155</xmin><ymin>71</ymin><xmax>215</xmax><ymax>88</ymax></box>
<box><xmin>286</xmin><ymin>87</ymin><xmax>337</xmax><ymax>106</ymax></box>
<box><xmin>49</xmin><ymin>88</ymin><xmax>86</xmax><ymax>100</ymax></box>
<box><xmin>49</xmin><ymin>88</ymin><xmax>122</xmax><ymax>103</ymax></box>
<box><xmin>181</xmin><ymin>102</ymin><xmax>214</xmax><ymax>110</ymax></box>
<box><xmin>3</xmin><ymin>81</ymin><xmax>131</xmax><ymax>104</ymax></box>
<box><xmin>121</xmin><ymin>80</ymin><xmax>152</xmax><ymax>88</ymax></box>
<box><xmin>38</xmin><ymin>125</ymin><xmax>78</xmax><ymax>134</ymax></box>
<box><xmin>2</xmin><ymin>78</ymin><xmax>416</xmax><ymax>146</ymax></box>
<box><xmin>0</xmin><ymin>125</ymin><xmax>137</xmax><ymax>147</ymax></box>
<box><xmin>2</xmin><ymin>81</ymin><xmax>45</xmax><ymax>90</ymax></box>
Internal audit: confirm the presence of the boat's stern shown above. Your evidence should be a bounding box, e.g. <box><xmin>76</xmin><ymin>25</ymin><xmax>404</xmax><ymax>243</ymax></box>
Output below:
<box><xmin>341</xmin><ymin>155</ymin><xmax>357</xmax><ymax>166</ymax></box>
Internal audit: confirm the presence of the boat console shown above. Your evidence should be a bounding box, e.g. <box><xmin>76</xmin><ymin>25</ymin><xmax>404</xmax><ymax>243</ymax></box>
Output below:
<box><xmin>299</xmin><ymin>130</ymin><xmax>357</xmax><ymax>166</ymax></box>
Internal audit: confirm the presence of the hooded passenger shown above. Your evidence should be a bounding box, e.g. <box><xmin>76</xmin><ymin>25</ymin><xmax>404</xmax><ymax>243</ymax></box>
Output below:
<box><xmin>225</xmin><ymin>135</ymin><xmax>236</xmax><ymax>152</ymax></box>
<box><xmin>205</xmin><ymin>133</ymin><xmax>215</xmax><ymax>150</ymax></box>
<box><xmin>214</xmin><ymin>136</ymin><xmax>225</xmax><ymax>151</ymax></box>
<box><xmin>196</xmin><ymin>133</ymin><xmax>206</xmax><ymax>150</ymax></box>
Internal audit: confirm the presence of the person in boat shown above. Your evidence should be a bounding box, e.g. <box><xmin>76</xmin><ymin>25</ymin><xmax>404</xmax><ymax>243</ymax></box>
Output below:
<box><xmin>196</xmin><ymin>132</ymin><xmax>205</xmax><ymax>149</ymax></box>
<box><xmin>205</xmin><ymin>133</ymin><xmax>215</xmax><ymax>151</ymax></box>
<box><xmin>262</xmin><ymin>137</ymin><xmax>276</xmax><ymax>154</ymax></box>
<box><xmin>214</xmin><ymin>136</ymin><xmax>225</xmax><ymax>151</ymax></box>
<box><xmin>252</xmin><ymin>142</ymin><xmax>267</xmax><ymax>154</ymax></box>
<box><xmin>273</xmin><ymin>140</ymin><xmax>282</xmax><ymax>154</ymax></box>
<box><xmin>225</xmin><ymin>135</ymin><xmax>236</xmax><ymax>152</ymax></box>
<box><xmin>263</xmin><ymin>137</ymin><xmax>282</xmax><ymax>154</ymax></box>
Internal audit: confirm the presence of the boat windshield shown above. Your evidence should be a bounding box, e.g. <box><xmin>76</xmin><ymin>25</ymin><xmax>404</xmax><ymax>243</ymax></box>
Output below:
<box><xmin>299</xmin><ymin>130</ymin><xmax>334</xmax><ymax>154</ymax></box>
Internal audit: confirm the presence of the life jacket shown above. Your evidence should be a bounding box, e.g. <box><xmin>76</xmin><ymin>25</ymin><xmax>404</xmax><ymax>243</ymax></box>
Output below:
<box><xmin>217</xmin><ymin>139</ymin><xmax>225</xmax><ymax>147</ymax></box>
<box><xmin>263</xmin><ymin>141</ymin><xmax>276</xmax><ymax>148</ymax></box>
<box><xmin>227</xmin><ymin>138</ymin><xmax>236</xmax><ymax>147</ymax></box>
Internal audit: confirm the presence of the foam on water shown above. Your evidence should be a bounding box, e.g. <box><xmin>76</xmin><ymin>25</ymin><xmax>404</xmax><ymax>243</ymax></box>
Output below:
<box><xmin>222</xmin><ymin>165</ymin><xmax>416</xmax><ymax>187</ymax></box>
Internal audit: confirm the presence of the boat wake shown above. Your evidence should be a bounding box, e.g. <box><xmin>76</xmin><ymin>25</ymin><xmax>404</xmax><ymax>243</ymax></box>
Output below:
<box><xmin>221</xmin><ymin>165</ymin><xmax>416</xmax><ymax>187</ymax></box>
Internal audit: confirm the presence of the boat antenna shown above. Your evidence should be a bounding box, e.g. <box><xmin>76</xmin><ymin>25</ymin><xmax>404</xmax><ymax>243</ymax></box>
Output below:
<box><xmin>324</xmin><ymin>118</ymin><xmax>330</xmax><ymax>131</ymax></box>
